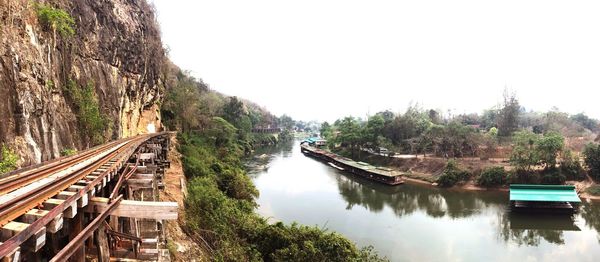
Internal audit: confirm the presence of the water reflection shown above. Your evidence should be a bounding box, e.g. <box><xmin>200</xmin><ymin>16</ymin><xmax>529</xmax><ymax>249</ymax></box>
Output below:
<box><xmin>336</xmin><ymin>173</ymin><xmax>506</xmax><ymax>219</ymax></box>
<box><xmin>251</xmin><ymin>140</ymin><xmax>600</xmax><ymax>260</ymax></box>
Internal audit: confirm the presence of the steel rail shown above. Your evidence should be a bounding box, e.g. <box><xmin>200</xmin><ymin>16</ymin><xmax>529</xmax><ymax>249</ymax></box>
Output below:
<box><xmin>0</xmin><ymin>133</ymin><xmax>161</xmax><ymax>257</ymax></box>
<box><xmin>0</xmin><ymin>138</ymin><xmax>130</xmax><ymax>195</ymax></box>
<box><xmin>0</xmin><ymin>135</ymin><xmax>148</xmax><ymax>226</ymax></box>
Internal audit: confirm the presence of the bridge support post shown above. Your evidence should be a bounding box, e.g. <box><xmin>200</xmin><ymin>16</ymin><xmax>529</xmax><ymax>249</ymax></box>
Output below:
<box><xmin>68</xmin><ymin>212</ymin><xmax>84</xmax><ymax>262</ymax></box>
<box><xmin>94</xmin><ymin>224</ymin><xmax>109</xmax><ymax>262</ymax></box>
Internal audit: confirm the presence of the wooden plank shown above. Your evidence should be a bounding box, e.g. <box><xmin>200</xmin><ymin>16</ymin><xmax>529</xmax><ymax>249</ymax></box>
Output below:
<box><xmin>85</xmin><ymin>197</ymin><xmax>178</xmax><ymax>220</ymax></box>
<box><xmin>21</xmin><ymin>209</ymin><xmax>63</xmax><ymax>233</ymax></box>
<box><xmin>1</xmin><ymin>222</ymin><xmax>45</xmax><ymax>252</ymax></box>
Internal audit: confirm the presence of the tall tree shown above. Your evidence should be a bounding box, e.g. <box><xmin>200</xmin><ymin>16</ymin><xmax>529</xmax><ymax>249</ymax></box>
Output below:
<box><xmin>497</xmin><ymin>89</ymin><xmax>520</xmax><ymax>136</ymax></box>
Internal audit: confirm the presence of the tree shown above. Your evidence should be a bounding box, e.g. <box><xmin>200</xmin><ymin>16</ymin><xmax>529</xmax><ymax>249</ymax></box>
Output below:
<box><xmin>363</xmin><ymin>115</ymin><xmax>385</xmax><ymax>148</ymax></box>
<box><xmin>497</xmin><ymin>89</ymin><xmax>520</xmax><ymax>136</ymax></box>
<box><xmin>320</xmin><ymin>122</ymin><xmax>333</xmax><ymax>139</ymax></box>
<box><xmin>535</xmin><ymin>132</ymin><xmax>564</xmax><ymax>169</ymax></box>
<box><xmin>222</xmin><ymin>96</ymin><xmax>246</xmax><ymax>126</ymax></box>
<box><xmin>481</xmin><ymin>107</ymin><xmax>499</xmax><ymax>130</ymax></box>
<box><xmin>571</xmin><ymin>113</ymin><xmax>599</xmax><ymax>132</ymax></box>
<box><xmin>334</xmin><ymin>117</ymin><xmax>362</xmax><ymax>156</ymax></box>
<box><xmin>278</xmin><ymin>114</ymin><xmax>295</xmax><ymax>130</ymax></box>
<box><xmin>584</xmin><ymin>143</ymin><xmax>600</xmax><ymax>181</ymax></box>
<box><xmin>510</xmin><ymin>130</ymin><xmax>539</xmax><ymax>172</ymax></box>
<box><xmin>206</xmin><ymin>117</ymin><xmax>238</xmax><ymax>149</ymax></box>
<box><xmin>162</xmin><ymin>75</ymin><xmax>201</xmax><ymax>132</ymax></box>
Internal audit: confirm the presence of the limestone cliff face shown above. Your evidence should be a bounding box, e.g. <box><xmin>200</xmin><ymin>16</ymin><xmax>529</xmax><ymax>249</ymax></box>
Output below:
<box><xmin>0</xmin><ymin>0</ymin><xmax>165</xmax><ymax>166</ymax></box>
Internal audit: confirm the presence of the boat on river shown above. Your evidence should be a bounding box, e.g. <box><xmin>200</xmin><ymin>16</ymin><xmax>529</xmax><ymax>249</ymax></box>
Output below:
<box><xmin>509</xmin><ymin>184</ymin><xmax>581</xmax><ymax>213</ymax></box>
<box><xmin>300</xmin><ymin>139</ymin><xmax>404</xmax><ymax>185</ymax></box>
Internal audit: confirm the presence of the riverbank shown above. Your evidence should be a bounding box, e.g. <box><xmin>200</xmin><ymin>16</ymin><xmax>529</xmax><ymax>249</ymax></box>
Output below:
<box><xmin>334</xmin><ymin>149</ymin><xmax>600</xmax><ymax>200</ymax></box>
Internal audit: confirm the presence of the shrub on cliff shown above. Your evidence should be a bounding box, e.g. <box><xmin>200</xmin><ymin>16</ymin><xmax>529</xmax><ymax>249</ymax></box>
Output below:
<box><xmin>0</xmin><ymin>145</ymin><xmax>18</xmax><ymax>174</ymax></box>
<box><xmin>477</xmin><ymin>166</ymin><xmax>508</xmax><ymax>187</ymax></box>
<box><xmin>35</xmin><ymin>3</ymin><xmax>75</xmax><ymax>37</ymax></box>
<box><xmin>63</xmin><ymin>80</ymin><xmax>108</xmax><ymax>145</ymax></box>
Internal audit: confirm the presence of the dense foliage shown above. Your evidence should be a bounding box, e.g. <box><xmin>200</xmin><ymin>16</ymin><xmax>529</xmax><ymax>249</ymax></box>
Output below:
<box><xmin>584</xmin><ymin>143</ymin><xmax>600</xmax><ymax>181</ymax></box>
<box><xmin>0</xmin><ymin>145</ymin><xmax>18</xmax><ymax>174</ymax></box>
<box><xmin>161</xmin><ymin>71</ymin><xmax>291</xmax><ymax>149</ymax></box>
<box><xmin>35</xmin><ymin>3</ymin><xmax>75</xmax><ymax>37</ymax></box>
<box><xmin>63</xmin><ymin>80</ymin><xmax>108</xmax><ymax>145</ymax></box>
<box><xmin>477</xmin><ymin>167</ymin><xmax>508</xmax><ymax>187</ymax></box>
<box><xmin>436</xmin><ymin>160</ymin><xmax>471</xmax><ymax>187</ymax></box>
<box><xmin>180</xmin><ymin>131</ymin><xmax>386</xmax><ymax>261</ymax></box>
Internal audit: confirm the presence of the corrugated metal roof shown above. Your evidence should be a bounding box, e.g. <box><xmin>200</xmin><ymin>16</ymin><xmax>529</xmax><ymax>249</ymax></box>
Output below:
<box><xmin>509</xmin><ymin>184</ymin><xmax>581</xmax><ymax>203</ymax></box>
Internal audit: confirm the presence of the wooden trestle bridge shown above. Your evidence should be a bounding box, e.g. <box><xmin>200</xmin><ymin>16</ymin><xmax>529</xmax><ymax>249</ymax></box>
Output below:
<box><xmin>0</xmin><ymin>132</ymin><xmax>178</xmax><ymax>261</ymax></box>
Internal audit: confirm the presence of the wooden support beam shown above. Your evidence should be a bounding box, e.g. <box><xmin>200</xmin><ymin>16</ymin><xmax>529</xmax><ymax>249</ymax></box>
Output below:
<box><xmin>139</xmin><ymin>153</ymin><xmax>155</xmax><ymax>160</ymax></box>
<box><xmin>85</xmin><ymin>198</ymin><xmax>178</xmax><ymax>220</ymax></box>
<box><xmin>68</xmin><ymin>211</ymin><xmax>84</xmax><ymax>262</ymax></box>
<box><xmin>126</xmin><ymin>179</ymin><xmax>153</xmax><ymax>187</ymax></box>
<box><xmin>0</xmin><ymin>242</ymin><xmax>19</xmax><ymax>262</ymax></box>
<box><xmin>1</xmin><ymin>222</ymin><xmax>45</xmax><ymax>252</ymax></box>
<box><xmin>21</xmin><ymin>209</ymin><xmax>63</xmax><ymax>233</ymax></box>
<box><xmin>95</xmin><ymin>224</ymin><xmax>110</xmax><ymax>262</ymax></box>
<box><xmin>43</xmin><ymin>199</ymin><xmax>76</xmax><ymax>219</ymax></box>
<box><xmin>130</xmin><ymin>174</ymin><xmax>154</xmax><ymax>180</ymax></box>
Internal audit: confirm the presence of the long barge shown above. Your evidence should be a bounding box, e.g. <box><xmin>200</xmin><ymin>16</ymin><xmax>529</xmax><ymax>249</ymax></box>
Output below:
<box><xmin>300</xmin><ymin>143</ymin><xmax>404</xmax><ymax>185</ymax></box>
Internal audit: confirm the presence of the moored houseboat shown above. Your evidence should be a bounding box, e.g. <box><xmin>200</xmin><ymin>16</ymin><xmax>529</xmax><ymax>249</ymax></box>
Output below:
<box><xmin>509</xmin><ymin>184</ymin><xmax>581</xmax><ymax>213</ymax></box>
<box><xmin>300</xmin><ymin>138</ymin><xmax>404</xmax><ymax>185</ymax></box>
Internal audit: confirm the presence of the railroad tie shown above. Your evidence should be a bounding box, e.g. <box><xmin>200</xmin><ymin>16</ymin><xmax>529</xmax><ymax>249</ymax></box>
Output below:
<box><xmin>0</xmin><ymin>222</ymin><xmax>46</xmax><ymax>252</ymax></box>
<box><xmin>21</xmin><ymin>209</ymin><xmax>63</xmax><ymax>233</ymax></box>
<box><xmin>42</xmin><ymin>199</ymin><xmax>77</xmax><ymax>219</ymax></box>
<box><xmin>56</xmin><ymin>191</ymin><xmax>88</xmax><ymax>208</ymax></box>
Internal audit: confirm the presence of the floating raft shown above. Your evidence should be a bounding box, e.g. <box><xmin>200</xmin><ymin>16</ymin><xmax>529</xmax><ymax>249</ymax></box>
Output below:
<box><xmin>300</xmin><ymin>144</ymin><xmax>404</xmax><ymax>185</ymax></box>
<box><xmin>509</xmin><ymin>184</ymin><xmax>581</xmax><ymax>213</ymax></box>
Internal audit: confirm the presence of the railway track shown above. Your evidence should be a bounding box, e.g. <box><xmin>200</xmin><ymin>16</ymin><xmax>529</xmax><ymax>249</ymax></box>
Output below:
<box><xmin>0</xmin><ymin>133</ymin><xmax>165</xmax><ymax>259</ymax></box>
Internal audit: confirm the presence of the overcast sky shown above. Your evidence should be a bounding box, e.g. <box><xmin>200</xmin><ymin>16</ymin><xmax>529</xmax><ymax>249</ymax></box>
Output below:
<box><xmin>151</xmin><ymin>0</ymin><xmax>600</xmax><ymax>122</ymax></box>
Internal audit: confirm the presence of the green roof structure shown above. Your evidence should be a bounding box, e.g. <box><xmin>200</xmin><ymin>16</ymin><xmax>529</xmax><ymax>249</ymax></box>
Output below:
<box><xmin>509</xmin><ymin>184</ymin><xmax>581</xmax><ymax>203</ymax></box>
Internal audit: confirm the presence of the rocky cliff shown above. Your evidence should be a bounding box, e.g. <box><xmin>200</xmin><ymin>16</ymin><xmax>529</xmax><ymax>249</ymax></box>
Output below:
<box><xmin>0</xmin><ymin>0</ymin><xmax>165</xmax><ymax>166</ymax></box>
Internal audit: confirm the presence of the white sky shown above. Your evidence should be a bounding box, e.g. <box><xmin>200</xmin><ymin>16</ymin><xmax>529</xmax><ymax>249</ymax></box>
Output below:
<box><xmin>151</xmin><ymin>0</ymin><xmax>600</xmax><ymax>122</ymax></box>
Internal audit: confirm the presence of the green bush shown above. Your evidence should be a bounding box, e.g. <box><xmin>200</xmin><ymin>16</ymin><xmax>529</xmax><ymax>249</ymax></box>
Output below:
<box><xmin>34</xmin><ymin>3</ymin><xmax>75</xmax><ymax>37</ymax></box>
<box><xmin>560</xmin><ymin>150</ymin><xmax>585</xmax><ymax>180</ymax></box>
<box><xmin>540</xmin><ymin>168</ymin><xmax>566</xmax><ymax>185</ymax></box>
<box><xmin>584</xmin><ymin>143</ymin><xmax>600</xmax><ymax>181</ymax></box>
<box><xmin>477</xmin><ymin>167</ymin><xmax>508</xmax><ymax>187</ymax></box>
<box><xmin>63</xmin><ymin>80</ymin><xmax>107</xmax><ymax>145</ymax></box>
<box><xmin>586</xmin><ymin>185</ymin><xmax>600</xmax><ymax>196</ymax></box>
<box><xmin>437</xmin><ymin>160</ymin><xmax>471</xmax><ymax>187</ymax></box>
<box><xmin>60</xmin><ymin>148</ymin><xmax>77</xmax><ymax>156</ymax></box>
<box><xmin>180</xmin><ymin>131</ymin><xmax>387</xmax><ymax>261</ymax></box>
<box><xmin>0</xmin><ymin>145</ymin><xmax>18</xmax><ymax>174</ymax></box>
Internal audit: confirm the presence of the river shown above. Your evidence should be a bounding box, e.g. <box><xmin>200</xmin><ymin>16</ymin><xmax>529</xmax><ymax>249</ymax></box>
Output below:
<box><xmin>247</xmin><ymin>141</ymin><xmax>600</xmax><ymax>261</ymax></box>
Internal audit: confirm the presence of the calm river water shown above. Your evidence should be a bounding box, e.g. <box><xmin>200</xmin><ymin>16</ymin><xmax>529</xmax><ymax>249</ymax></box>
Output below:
<box><xmin>247</xmin><ymin>141</ymin><xmax>600</xmax><ymax>262</ymax></box>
